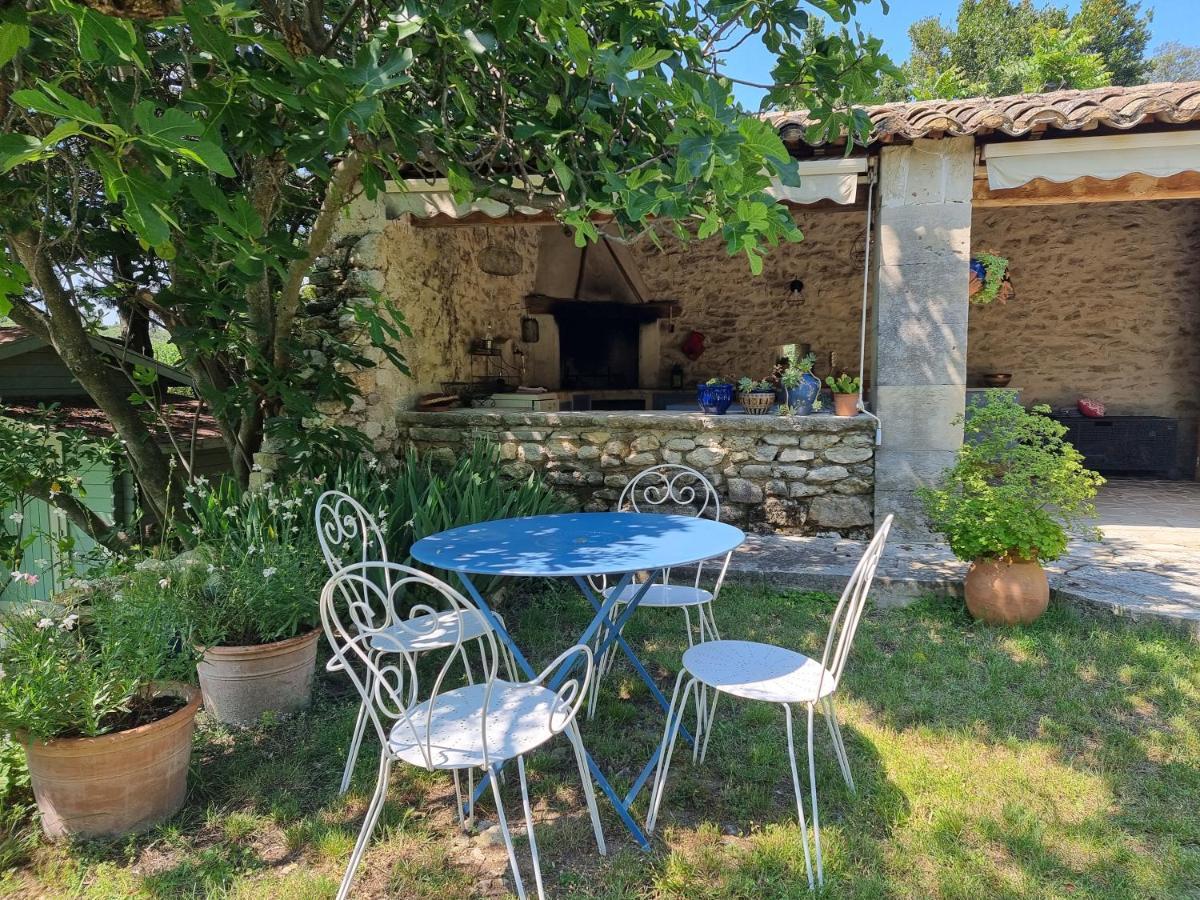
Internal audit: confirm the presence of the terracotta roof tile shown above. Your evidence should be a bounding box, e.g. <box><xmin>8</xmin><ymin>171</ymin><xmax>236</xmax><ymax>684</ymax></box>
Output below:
<box><xmin>768</xmin><ymin>81</ymin><xmax>1200</xmax><ymax>145</ymax></box>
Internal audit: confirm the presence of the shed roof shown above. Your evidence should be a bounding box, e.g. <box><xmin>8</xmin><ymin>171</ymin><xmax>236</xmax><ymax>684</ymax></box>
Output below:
<box><xmin>0</xmin><ymin>326</ymin><xmax>194</xmax><ymax>388</ymax></box>
<box><xmin>768</xmin><ymin>81</ymin><xmax>1200</xmax><ymax>146</ymax></box>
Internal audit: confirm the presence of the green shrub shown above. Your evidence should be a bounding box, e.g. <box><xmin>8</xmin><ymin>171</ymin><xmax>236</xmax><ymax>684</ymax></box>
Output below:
<box><xmin>330</xmin><ymin>440</ymin><xmax>568</xmax><ymax>594</ymax></box>
<box><xmin>161</xmin><ymin>476</ymin><xmax>325</xmax><ymax>647</ymax></box>
<box><xmin>918</xmin><ymin>392</ymin><xmax>1103</xmax><ymax>562</ymax></box>
<box><xmin>0</xmin><ymin>586</ymin><xmax>193</xmax><ymax>741</ymax></box>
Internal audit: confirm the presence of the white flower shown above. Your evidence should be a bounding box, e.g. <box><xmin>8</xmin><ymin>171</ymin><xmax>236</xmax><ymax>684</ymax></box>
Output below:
<box><xmin>367</xmin><ymin>457</ymin><xmax>379</xmax><ymax>470</ymax></box>
<box><xmin>182</xmin><ymin>501</ymin><xmax>191</xmax><ymax>510</ymax></box>
<box><xmin>158</xmin><ymin>577</ymin><xmax>171</xmax><ymax>589</ymax></box>
<box><xmin>207</xmin><ymin>563</ymin><xmax>216</xmax><ymax>574</ymax></box>
<box><xmin>194</xmin><ymin>475</ymin><xmax>209</xmax><ymax>487</ymax></box>
<box><xmin>303</xmin><ymin>488</ymin><xmax>314</xmax><ymax>496</ymax></box>
<box><xmin>8</xmin><ymin>512</ymin><xmax>23</xmax><ymax>524</ymax></box>
<box><xmin>59</xmin><ymin>614</ymin><xmax>79</xmax><ymax>631</ymax></box>
<box><xmin>191</xmin><ymin>525</ymin><xmax>203</xmax><ymax>536</ymax></box>
<box><xmin>224</xmin><ymin>506</ymin><xmax>237</xmax><ymax>518</ymax></box>
<box><xmin>35</xmin><ymin>617</ymin><xmax>54</xmax><ymax>630</ymax></box>
<box><xmin>262</xmin><ymin>567</ymin><xmax>277</xmax><ymax>579</ymax></box>
<box><xmin>251</xmin><ymin>462</ymin><xmax>263</xmax><ymax>472</ymax></box>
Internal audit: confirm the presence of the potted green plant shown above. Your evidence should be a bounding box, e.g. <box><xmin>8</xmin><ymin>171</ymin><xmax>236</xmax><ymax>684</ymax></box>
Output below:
<box><xmin>0</xmin><ymin>584</ymin><xmax>200</xmax><ymax>839</ymax></box>
<box><xmin>736</xmin><ymin>377</ymin><xmax>776</xmax><ymax>415</ymax></box>
<box><xmin>918</xmin><ymin>392</ymin><xmax>1104</xmax><ymax>625</ymax></box>
<box><xmin>969</xmin><ymin>252</ymin><xmax>1014</xmax><ymax>305</ymax></box>
<box><xmin>825</xmin><ymin>373</ymin><xmax>861</xmax><ymax>417</ymax></box>
<box><xmin>778</xmin><ymin>350</ymin><xmax>820</xmax><ymax>415</ymax></box>
<box><xmin>164</xmin><ymin>478</ymin><xmax>325</xmax><ymax>726</ymax></box>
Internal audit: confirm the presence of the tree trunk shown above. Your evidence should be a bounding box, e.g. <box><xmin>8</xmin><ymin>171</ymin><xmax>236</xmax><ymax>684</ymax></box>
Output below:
<box><xmin>7</xmin><ymin>232</ymin><xmax>182</xmax><ymax>529</ymax></box>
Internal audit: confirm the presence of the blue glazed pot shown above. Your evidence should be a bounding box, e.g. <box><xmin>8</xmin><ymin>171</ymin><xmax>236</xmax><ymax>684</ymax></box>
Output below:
<box><xmin>785</xmin><ymin>371</ymin><xmax>821</xmax><ymax>415</ymax></box>
<box><xmin>696</xmin><ymin>382</ymin><xmax>734</xmax><ymax>414</ymax></box>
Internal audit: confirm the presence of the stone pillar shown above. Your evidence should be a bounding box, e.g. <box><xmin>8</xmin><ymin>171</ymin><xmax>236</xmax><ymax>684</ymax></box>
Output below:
<box><xmin>872</xmin><ymin>137</ymin><xmax>974</xmax><ymax>539</ymax></box>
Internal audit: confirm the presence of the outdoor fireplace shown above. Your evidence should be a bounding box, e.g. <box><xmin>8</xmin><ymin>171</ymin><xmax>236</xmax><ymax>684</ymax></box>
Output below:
<box><xmin>555</xmin><ymin>302</ymin><xmax>641</xmax><ymax>389</ymax></box>
<box><xmin>524</xmin><ymin>227</ymin><xmax>677</xmax><ymax>393</ymax></box>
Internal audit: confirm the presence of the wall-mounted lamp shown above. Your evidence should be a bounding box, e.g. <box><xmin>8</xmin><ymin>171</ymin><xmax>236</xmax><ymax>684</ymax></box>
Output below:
<box><xmin>789</xmin><ymin>279</ymin><xmax>805</xmax><ymax>305</ymax></box>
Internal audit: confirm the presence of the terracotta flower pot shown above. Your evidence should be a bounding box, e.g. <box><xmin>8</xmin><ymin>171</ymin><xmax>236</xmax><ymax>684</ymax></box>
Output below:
<box><xmin>964</xmin><ymin>556</ymin><xmax>1049</xmax><ymax>625</ymax></box>
<box><xmin>196</xmin><ymin>629</ymin><xmax>320</xmax><ymax>726</ymax></box>
<box><xmin>22</xmin><ymin>683</ymin><xmax>200</xmax><ymax>840</ymax></box>
<box><xmin>832</xmin><ymin>392</ymin><xmax>860</xmax><ymax>417</ymax></box>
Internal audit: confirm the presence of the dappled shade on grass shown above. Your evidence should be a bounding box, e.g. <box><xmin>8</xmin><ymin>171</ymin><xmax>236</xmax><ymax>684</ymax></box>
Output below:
<box><xmin>4</xmin><ymin>586</ymin><xmax>1198</xmax><ymax>898</ymax></box>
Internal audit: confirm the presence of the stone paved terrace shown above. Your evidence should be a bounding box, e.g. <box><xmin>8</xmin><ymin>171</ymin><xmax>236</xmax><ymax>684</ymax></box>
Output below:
<box><xmin>727</xmin><ymin>479</ymin><xmax>1200</xmax><ymax>640</ymax></box>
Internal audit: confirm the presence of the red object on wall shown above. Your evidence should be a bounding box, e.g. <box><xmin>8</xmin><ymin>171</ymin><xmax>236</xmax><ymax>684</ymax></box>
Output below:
<box><xmin>681</xmin><ymin>330</ymin><xmax>706</xmax><ymax>360</ymax></box>
<box><xmin>1078</xmin><ymin>398</ymin><xmax>1106</xmax><ymax>418</ymax></box>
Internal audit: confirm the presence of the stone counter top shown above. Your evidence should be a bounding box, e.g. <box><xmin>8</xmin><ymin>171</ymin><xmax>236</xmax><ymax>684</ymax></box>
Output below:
<box><xmin>397</xmin><ymin>408</ymin><xmax>874</xmax><ymax>436</ymax></box>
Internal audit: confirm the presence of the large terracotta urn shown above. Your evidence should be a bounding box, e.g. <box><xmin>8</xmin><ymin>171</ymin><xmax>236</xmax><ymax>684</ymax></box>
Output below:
<box><xmin>22</xmin><ymin>683</ymin><xmax>200</xmax><ymax>839</ymax></box>
<box><xmin>964</xmin><ymin>556</ymin><xmax>1049</xmax><ymax>625</ymax></box>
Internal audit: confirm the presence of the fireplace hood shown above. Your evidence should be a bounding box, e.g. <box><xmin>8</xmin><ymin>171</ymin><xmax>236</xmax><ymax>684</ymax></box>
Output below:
<box><xmin>526</xmin><ymin>227</ymin><xmax>678</xmax><ymax>318</ymax></box>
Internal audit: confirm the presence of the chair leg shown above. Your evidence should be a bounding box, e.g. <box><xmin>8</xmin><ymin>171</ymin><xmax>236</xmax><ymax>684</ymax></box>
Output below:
<box><xmin>782</xmin><ymin>705</ymin><xmax>815</xmax><ymax>891</ymax></box>
<box><xmin>566</xmin><ymin>721</ymin><xmax>607</xmax><ymax>855</ymax></box>
<box><xmin>339</xmin><ymin>698</ymin><xmax>370</xmax><ymax>795</ymax></box>
<box><xmin>701</xmin><ymin>601</ymin><xmax>721</xmax><ymax>641</ymax></box>
<box><xmin>822</xmin><ymin>695</ymin><xmax>855</xmax><ymax>794</ymax></box>
<box><xmin>517</xmin><ymin>755</ymin><xmax>547</xmax><ymax>900</ymax></box>
<box><xmin>489</xmin><ymin>765</ymin><xmax>529</xmax><ymax>900</ymax></box>
<box><xmin>806</xmin><ymin>702</ymin><xmax>824</xmax><ymax>888</ymax></box>
<box><xmin>698</xmin><ymin>690</ymin><xmax>720</xmax><ymax>765</ymax></box>
<box><xmin>646</xmin><ymin>674</ymin><xmax>696</xmax><ymax>835</ymax></box>
<box><xmin>452</xmin><ymin>768</ymin><xmax>465</xmax><ymax>828</ymax></box>
<box><xmin>337</xmin><ymin>751</ymin><xmax>393</xmax><ymax>900</ymax></box>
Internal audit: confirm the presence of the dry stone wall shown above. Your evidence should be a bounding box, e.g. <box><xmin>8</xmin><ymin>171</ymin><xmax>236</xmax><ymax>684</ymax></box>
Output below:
<box><xmin>396</xmin><ymin>410</ymin><xmax>876</xmax><ymax>537</ymax></box>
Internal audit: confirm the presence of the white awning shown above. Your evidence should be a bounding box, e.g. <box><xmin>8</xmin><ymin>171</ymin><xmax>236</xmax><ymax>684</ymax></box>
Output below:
<box><xmin>983</xmin><ymin>131</ymin><xmax>1200</xmax><ymax>189</ymax></box>
<box><xmin>382</xmin><ymin>179</ymin><xmax>547</xmax><ymax>219</ymax></box>
<box><xmin>768</xmin><ymin>156</ymin><xmax>868</xmax><ymax>205</ymax></box>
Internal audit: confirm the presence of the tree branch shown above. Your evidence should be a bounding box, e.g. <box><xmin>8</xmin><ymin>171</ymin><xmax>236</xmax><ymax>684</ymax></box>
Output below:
<box><xmin>273</xmin><ymin>148</ymin><xmax>366</xmax><ymax>370</ymax></box>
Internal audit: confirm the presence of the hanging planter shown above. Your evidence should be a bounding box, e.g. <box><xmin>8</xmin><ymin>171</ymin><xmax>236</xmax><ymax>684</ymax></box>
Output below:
<box><xmin>968</xmin><ymin>252</ymin><xmax>1014</xmax><ymax>305</ymax></box>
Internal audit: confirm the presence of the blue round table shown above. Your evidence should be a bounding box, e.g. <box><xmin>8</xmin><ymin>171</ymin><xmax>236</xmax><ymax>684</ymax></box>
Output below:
<box><xmin>411</xmin><ymin>512</ymin><xmax>745</xmax><ymax>849</ymax></box>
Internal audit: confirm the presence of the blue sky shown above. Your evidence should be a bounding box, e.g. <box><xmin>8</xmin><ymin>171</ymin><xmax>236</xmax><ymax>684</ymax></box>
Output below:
<box><xmin>726</xmin><ymin>0</ymin><xmax>1200</xmax><ymax>107</ymax></box>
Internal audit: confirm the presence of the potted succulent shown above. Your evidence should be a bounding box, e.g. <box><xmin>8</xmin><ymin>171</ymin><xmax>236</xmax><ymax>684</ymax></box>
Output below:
<box><xmin>918</xmin><ymin>392</ymin><xmax>1104</xmax><ymax>625</ymax></box>
<box><xmin>164</xmin><ymin>477</ymin><xmax>325</xmax><ymax>726</ymax></box>
<box><xmin>736</xmin><ymin>377</ymin><xmax>776</xmax><ymax>415</ymax></box>
<box><xmin>697</xmin><ymin>377</ymin><xmax>734</xmax><ymax>415</ymax></box>
<box><xmin>778</xmin><ymin>349</ymin><xmax>820</xmax><ymax>415</ymax></box>
<box><xmin>825</xmin><ymin>373</ymin><xmax>862</xmax><ymax>417</ymax></box>
<box><xmin>0</xmin><ymin>583</ymin><xmax>200</xmax><ymax>839</ymax></box>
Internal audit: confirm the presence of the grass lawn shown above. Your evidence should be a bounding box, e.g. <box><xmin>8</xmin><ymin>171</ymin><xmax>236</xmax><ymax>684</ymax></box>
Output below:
<box><xmin>3</xmin><ymin>584</ymin><xmax>1199</xmax><ymax>898</ymax></box>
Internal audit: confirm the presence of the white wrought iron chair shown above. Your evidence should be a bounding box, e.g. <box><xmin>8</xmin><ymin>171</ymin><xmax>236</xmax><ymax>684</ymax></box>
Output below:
<box><xmin>315</xmin><ymin>490</ymin><xmax>514</xmax><ymax>795</ymax></box>
<box><xmin>645</xmin><ymin>515</ymin><xmax>894</xmax><ymax>890</ymax></box>
<box><xmin>321</xmin><ymin>561</ymin><xmax>605</xmax><ymax>900</ymax></box>
<box><xmin>586</xmin><ymin>465</ymin><xmax>732</xmax><ymax>722</ymax></box>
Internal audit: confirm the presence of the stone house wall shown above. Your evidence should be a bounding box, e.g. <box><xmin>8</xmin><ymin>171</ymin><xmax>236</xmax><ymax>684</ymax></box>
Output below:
<box><xmin>396</xmin><ymin>410</ymin><xmax>876</xmax><ymax>536</ymax></box>
<box><xmin>312</xmin><ymin>201</ymin><xmax>872</xmax><ymax>454</ymax></box>
<box><xmin>627</xmin><ymin>210</ymin><xmax>871</xmax><ymax>385</ymax></box>
<box><xmin>969</xmin><ymin>200</ymin><xmax>1200</xmax><ymax>471</ymax></box>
